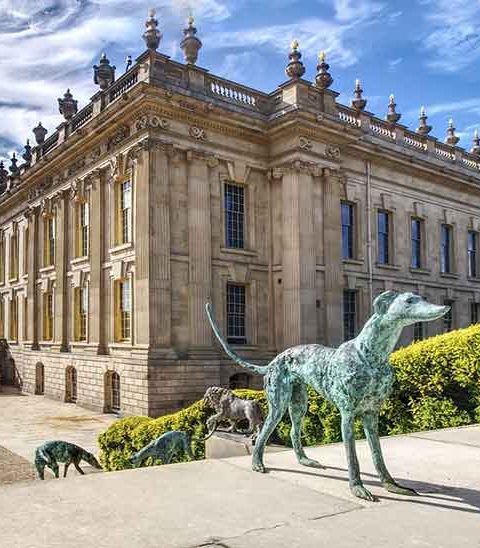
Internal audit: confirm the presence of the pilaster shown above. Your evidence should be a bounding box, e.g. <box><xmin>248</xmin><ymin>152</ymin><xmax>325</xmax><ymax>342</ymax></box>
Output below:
<box><xmin>53</xmin><ymin>190</ymin><xmax>69</xmax><ymax>351</ymax></box>
<box><xmin>323</xmin><ymin>168</ymin><xmax>343</xmax><ymax>346</ymax></box>
<box><xmin>26</xmin><ymin>206</ymin><xmax>39</xmax><ymax>349</ymax></box>
<box><xmin>187</xmin><ymin>150</ymin><xmax>216</xmax><ymax>346</ymax></box>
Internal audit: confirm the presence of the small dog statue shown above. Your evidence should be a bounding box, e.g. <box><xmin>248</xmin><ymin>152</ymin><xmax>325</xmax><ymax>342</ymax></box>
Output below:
<box><xmin>129</xmin><ymin>431</ymin><xmax>194</xmax><ymax>466</ymax></box>
<box><xmin>35</xmin><ymin>440</ymin><xmax>102</xmax><ymax>480</ymax></box>
<box><xmin>203</xmin><ymin>386</ymin><xmax>264</xmax><ymax>440</ymax></box>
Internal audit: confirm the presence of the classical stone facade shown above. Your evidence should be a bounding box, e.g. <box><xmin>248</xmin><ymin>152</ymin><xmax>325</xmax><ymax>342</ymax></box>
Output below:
<box><xmin>1</xmin><ymin>16</ymin><xmax>480</xmax><ymax>416</ymax></box>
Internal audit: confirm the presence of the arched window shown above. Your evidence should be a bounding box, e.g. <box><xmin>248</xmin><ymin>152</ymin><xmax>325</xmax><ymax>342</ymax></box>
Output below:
<box><xmin>65</xmin><ymin>366</ymin><xmax>77</xmax><ymax>403</ymax></box>
<box><xmin>35</xmin><ymin>363</ymin><xmax>44</xmax><ymax>395</ymax></box>
<box><xmin>104</xmin><ymin>371</ymin><xmax>121</xmax><ymax>413</ymax></box>
<box><xmin>229</xmin><ymin>373</ymin><xmax>251</xmax><ymax>390</ymax></box>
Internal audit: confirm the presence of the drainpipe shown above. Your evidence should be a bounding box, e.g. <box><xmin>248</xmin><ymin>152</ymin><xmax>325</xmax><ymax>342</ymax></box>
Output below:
<box><xmin>366</xmin><ymin>159</ymin><xmax>373</xmax><ymax>312</ymax></box>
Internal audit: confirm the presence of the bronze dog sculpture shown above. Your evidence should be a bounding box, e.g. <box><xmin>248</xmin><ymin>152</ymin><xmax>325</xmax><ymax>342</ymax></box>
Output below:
<box><xmin>35</xmin><ymin>440</ymin><xmax>102</xmax><ymax>479</ymax></box>
<box><xmin>129</xmin><ymin>431</ymin><xmax>194</xmax><ymax>466</ymax></box>
<box><xmin>203</xmin><ymin>386</ymin><xmax>264</xmax><ymax>440</ymax></box>
<box><xmin>206</xmin><ymin>291</ymin><xmax>449</xmax><ymax>501</ymax></box>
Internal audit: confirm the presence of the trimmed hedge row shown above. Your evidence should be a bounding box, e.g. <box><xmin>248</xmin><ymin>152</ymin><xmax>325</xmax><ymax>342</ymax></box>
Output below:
<box><xmin>98</xmin><ymin>324</ymin><xmax>480</xmax><ymax>471</ymax></box>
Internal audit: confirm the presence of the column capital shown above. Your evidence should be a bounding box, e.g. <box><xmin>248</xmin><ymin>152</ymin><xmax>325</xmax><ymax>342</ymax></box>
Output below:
<box><xmin>185</xmin><ymin>149</ymin><xmax>218</xmax><ymax>167</ymax></box>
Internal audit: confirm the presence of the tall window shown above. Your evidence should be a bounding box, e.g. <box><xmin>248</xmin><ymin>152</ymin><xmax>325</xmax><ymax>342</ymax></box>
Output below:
<box><xmin>224</xmin><ymin>183</ymin><xmax>245</xmax><ymax>249</ymax></box>
<box><xmin>23</xmin><ymin>296</ymin><xmax>28</xmax><ymax>340</ymax></box>
<box><xmin>226</xmin><ymin>283</ymin><xmax>246</xmax><ymax>344</ymax></box>
<box><xmin>343</xmin><ymin>290</ymin><xmax>357</xmax><ymax>341</ymax></box>
<box><xmin>74</xmin><ymin>285</ymin><xmax>88</xmax><ymax>342</ymax></box>
<box><xmin>118</xmin><ymin>181</ymin><xmax>132</xmax><ymax>244</ymax></box>
<box><xmin>0</xmin><ymin>232</ymin><xmax>4</xmax><ymax>284</ymax></box>
<box><xmin>115</xmin><ymin>279</ymin><xmax>131</xmax><ymax>341</ymax></box>
<box><xmin>43</xmin><ymin>291</ymin><xmax>54</xmax><ymax>340</ymax></box>
<box><xmin>440</xmin><ymin>224</ymin><xmax>452</xmax><ymax>274</ymax></box>
<box><xmin>77</xmin><ymin>202</ymin><xmax>89</xmax><ymax>257</ymax></box>
<box><xmin>9</xmin><ymin>294</ymin><xmax>17</xmax><ymax>341</ymax></box>
<box><xmin>10</xmin><ymin>228</ymin><xmax>18</xmax><ymax>279</ymax></box>
<box><xmin>24</xmin><ymin>226</ymin><xmax>29</xmax><ymax>276</ymax></box>
<box><xmin>470</xmin><ymin>302</ymin><xmax>480</xmax><ymax>324</ymax></box>
<box><xmin>341</xmin><ymin>202</ymin><xmax>354</xmax><ymax>259</ymax></box>
<box><xmin>468</xmin><ymin>231</ymin><xmax>477</xmax><ymax>278</ymax></box>
<box><xmin>443</xmin><ymin>299</ymin><xmax>454</xmax><ymax>332</ymax></box>
<box><xmin>411</xmin><ymin>218</ymin><xmax>422</xmax><ymax>269</ymax></box>
<box><xmin>377</xmin><ymin>210</ymin><xmax>390</xmax><ymax>265</ymax></box>
<box><xmin>413</xmin><ymin>322</ymin><xmax>424</xmax><ymax>342</ymax></box>
<box><xmin>111</xmin><ymin>372</ymin><xmax>121</xmax><ymax>412</ymax></box>
<box><xmin>44</xmin><ymin>217</ymin><xmax>55</xmax><ymax>267</ymax></box>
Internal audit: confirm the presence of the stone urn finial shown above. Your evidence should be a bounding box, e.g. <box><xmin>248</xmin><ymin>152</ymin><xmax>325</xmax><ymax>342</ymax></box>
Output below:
<box><xmin>94</xmin><ymin>53</ymin><xmax>116</xmax><ymax>90</ymax></box>
<box><xmin>314</xmin><ymin>50</ymin><xmax>334</xmax><ymax>89</ymax></box>
<box><xmin>0</xmin><ymin>162</ymin><xmax>8</xmax><ymax>194</ymax></box>
<box><xmin>445</xmin><ymin>118</ymin><xmax>460</xmax><ymax>146</ymax></box>
<box><xmin>9</xmin><ymin>153</ymin><xmax>19</xmax><ymax>176</ymax></box>
<box><xmin>58</xmin><ymin>89</ymin><xmax>78</xmax><ymax>121</ymax></box>
<box><xmin>351</xmin><ymin>79</ymin><xmax>367</xmax><ymax>111</ymax></box>
<box><xmin>471</xmin><ymin>129</ymin><xmax>480</xmax><ymax>155</ymax></box>
<box><xmin>33</xmin><ymin>122</ymin><xmax>48</xmax><ymax>145</ymax></box>
<box><xmin>23</xmin><ymin>140</ymin><xmax>32</xmax><ymax>165</ymax></box>
<box><xmin>386</xmin><ymin>94</ymin><xmax>401</xmax><ymax>124</ymax></box>
<box><xmin>285</xmin><ymin>39</ymin><xmax>306</xmax><ymax>80</ymax></box>
<box><xmin>143</xmin><ymin>8</ymin><xmax>162</xmax><ymax>51</ymax></box>
<box><xmin>417</xmin><ymin>105</ymin><xmax>432</xmax><ymax>135</ymax></box>
<box><xmin>180</xmin><ymin>15</ymin><xmax>202</xmax><ymax>65</ymax></box>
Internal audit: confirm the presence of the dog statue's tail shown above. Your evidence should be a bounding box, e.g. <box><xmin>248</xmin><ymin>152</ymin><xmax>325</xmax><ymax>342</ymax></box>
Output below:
<box><xmin>205</xmin><ymin>303</ymin><xmax>268</xmax><ymax>375</ymax></box>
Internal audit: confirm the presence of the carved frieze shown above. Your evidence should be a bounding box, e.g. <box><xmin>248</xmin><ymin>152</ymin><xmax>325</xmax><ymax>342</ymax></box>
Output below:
<box><xmin>107</xmin><ymin>125</ymin><xmax>130</xmax><ymax>152</ymax></box>
<box><xmin>324</xmin><ymin>144</ymin><xmax>341</xmax><ymax>161</ymax></box>
<box><xmin>189</xmin><ymin>126</ymin><xmax>207</xmax><ymax>141</ymax></box>
<box><xmin>135</xmin><ymin>115</ymin><xmax>169</xmax><ymax>132</ymax></box>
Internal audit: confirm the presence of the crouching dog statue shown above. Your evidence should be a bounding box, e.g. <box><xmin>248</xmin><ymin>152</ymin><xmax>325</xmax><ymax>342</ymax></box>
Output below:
<box><xmin>206</xmin><ymin>292</ymin><xmax>449</xmax><ymax>501</ymax></box>
<box><xmin>130</xmin><ymin>431</ymin><xmax>194</xmax><ymax>467</ymax></box>
<box><xmin>203</xmin><ymin>386</ymin><xmax>264</xmax><ymax>441</ymax></box>
<box><xmin>35</xmin><ymin>440</ymin><xmax>102</xmax><ymax>479</ymax></box>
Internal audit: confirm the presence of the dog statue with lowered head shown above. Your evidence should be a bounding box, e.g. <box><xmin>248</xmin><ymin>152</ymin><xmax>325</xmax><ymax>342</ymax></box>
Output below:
<box><xmin>206</xmin><ymin>291</ymin><xmax>449</xmax><ymax>501</ymax></box>
<box><xmin>129</xmin><ymin>431</ymin><xmax>194</xmax><ymax>467</ymax></box>
<box><xmin>35</xmin><ymin>440</ymin><xmax>102</xmax><ymax>479</ymax></box>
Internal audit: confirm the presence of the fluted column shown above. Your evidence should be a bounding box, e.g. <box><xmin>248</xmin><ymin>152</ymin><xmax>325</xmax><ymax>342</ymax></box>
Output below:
<box><xmin>187</xmin><ymin>151</ymin><xmax>215</xmax><ymax>346</ymax></box>
<box><xmin>149</xmin><ymin>143</ymin><xmax>172</xmax><ymax>347</ymax></box>
<box><xmin>54</xmin><ymin>190</ymin><xmax>69</xmax><ymax>351</ymax></box>
<box><xmin>323</xmin><ymin>168</ymin><xmax>343</xmax><ymax>346</ymax></box>
<box><xmin>26</xmin><ymin>207</ymin><xmax>39</xmax><ymax>349</ymax></box>
<box><xmin>280</xmin><ymin>161</ymin><xmax>317</xmax><ymax>347</ymax></box>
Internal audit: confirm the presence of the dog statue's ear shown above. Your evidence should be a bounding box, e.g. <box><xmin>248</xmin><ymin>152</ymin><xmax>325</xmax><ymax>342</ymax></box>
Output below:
<box><xmin>373</xmin><ymin>290</ymin><xmax>398</xmax><ymax>315</ymax></box>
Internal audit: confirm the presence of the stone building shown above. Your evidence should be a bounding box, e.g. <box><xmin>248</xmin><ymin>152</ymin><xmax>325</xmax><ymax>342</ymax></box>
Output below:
<box><xmin>0</xmin><ymin>14</ymin><xmax>480</xmax><ymax>416</ymax></box>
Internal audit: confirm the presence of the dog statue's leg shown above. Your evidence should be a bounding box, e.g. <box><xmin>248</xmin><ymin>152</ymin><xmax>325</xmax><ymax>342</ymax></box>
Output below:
<box><xmin>362</xmin><ymin>412</ymin><xmax>418</xmax><ymax>496</ymax></box>
<box><xmin>63</xmin><ymin>462</ymin><xmax>71</xmax><ymax>478</ymax></box>
<box><xmin>289</xmin><ymin>383</ymin><xmax>324</xmax><ymax>469</ymax></box>
<box><xmin>73</xmin><ymin>461</ymin><xmax>85</xmax><ymax>475</ymax></box>
<box><xmin>50</xmin><ymin>461</ymin><xmax>60</xmax><ymax>479</ymax></box>
<box><xmin>341</xmin><ymin>412</ymin><xmax>376</xmax><ymax>501</ymax></box>
<box><xmin>252</xmin><ymin>366</ymin><xmax>291</xmax><ymax>473</ymax></box>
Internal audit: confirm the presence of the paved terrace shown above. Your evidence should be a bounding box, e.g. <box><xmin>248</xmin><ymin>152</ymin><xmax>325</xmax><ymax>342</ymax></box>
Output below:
<box><xmin>0</xmin><ymin>402</ymin><xmax>478</xmax><ymax>548</ymax></box>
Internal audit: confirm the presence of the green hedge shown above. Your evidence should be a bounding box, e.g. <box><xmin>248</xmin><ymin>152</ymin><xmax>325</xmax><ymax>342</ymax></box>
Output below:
<box><xmin>98</xmin><ymin>325</ymin><xmax>480</xmax><ymax>471</ymax></box>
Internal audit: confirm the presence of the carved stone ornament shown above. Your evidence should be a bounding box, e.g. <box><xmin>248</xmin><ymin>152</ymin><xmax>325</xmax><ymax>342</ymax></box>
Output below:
<box><xmin>40</xmin><ymin>197</ymin><xmax>54</xmax><ymax>218</ymax></box>
<box><xmin>135</xmin><ymin>115</ymin><xmax>169</xmax><ymax>132</ymax></box>
<box><xmin>189</xmin><ymin>126</ymin><xmax>207</xmax><ymax>141</ymax></box>
<box><xmin>107</xmin><ymin>125</ymin><xmax>130</xmax><ymax>152</ymax></box>
<box><xmin>299</xmin><ymin>137</ymin><xmax>313</xmax><ymax>150</ymax></box>
<box><xmin>68</xmin><ymin>157</ymin><xmax>86</xmax><ymax>177</ymax></box>
<box><xmin>324</xmin><ymin>144</ymin><xmax>341</xmax><ymax>161</ymax></box>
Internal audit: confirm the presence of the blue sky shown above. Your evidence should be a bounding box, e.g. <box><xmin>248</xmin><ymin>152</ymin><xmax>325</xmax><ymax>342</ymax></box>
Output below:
<box><xmin>1</xmin><ymin>0</ymin><xmax>480</xmax><ymax>161</ymax></box>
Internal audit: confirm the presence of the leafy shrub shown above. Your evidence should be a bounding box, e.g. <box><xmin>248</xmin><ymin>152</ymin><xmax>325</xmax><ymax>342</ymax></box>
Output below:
<box><xmin>99</xmin><ymin>325</ymin><xmax>480</xmax><ymax>470</ymax></box>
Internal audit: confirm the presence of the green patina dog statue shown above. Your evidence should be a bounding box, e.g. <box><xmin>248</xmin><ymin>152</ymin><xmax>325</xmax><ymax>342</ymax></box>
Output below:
<box><xmin>35</xmin><ymin>440</ymin><xmax>102</xmax><ymax>480</ymax></box>
<box><xmin>129</xmin><ymin>431</ymin><xmax>194</xmax><ymax>467</ymax></box>
<box><xmin>206</xmin><ymin>291</ymin><xmax>449</xmax><ymax>501</ymax></box>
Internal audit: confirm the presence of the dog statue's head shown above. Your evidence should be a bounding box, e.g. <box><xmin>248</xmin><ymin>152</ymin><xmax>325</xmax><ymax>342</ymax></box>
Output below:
<box><xmin>373</xmin><ymin>291</ymin><xmax>449</xmax><ymax>326</ymax></box>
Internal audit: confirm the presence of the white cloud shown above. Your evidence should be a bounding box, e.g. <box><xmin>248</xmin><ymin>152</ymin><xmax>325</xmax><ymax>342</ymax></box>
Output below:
<box><xmin>387</xmin><ymin>57</ymin><xmax>403</xmax><ymax>72</ymax></box>
<box><xmin>332</xmin><ymin>0</ymin><xmax>384</xmax><ymax>22</ymax></box>
<box><xmin>422</xmin><ymin>0</ymin><xmax>480</xmax><ymax>72</ymax></box>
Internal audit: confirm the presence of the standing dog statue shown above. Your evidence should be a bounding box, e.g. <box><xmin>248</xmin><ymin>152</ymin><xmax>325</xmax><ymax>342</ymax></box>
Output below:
<box><xmin>35</xmin><ymin>440</ymin><xmax>102</xmax><ymax>480</ymax></box>
<box><xmin>206</xmin><ymin>292</ymin><xmax>449</xmax><ymax>501</ymax></box>
<box><xmin>129</xmin><ymin>431</ymin><xmax>194</xmax><ymax>467</ymax></box>
<box><xmin>203</xmin><ymin>386</ymin><xmax>264</xmax><ymax>440</ymax></box>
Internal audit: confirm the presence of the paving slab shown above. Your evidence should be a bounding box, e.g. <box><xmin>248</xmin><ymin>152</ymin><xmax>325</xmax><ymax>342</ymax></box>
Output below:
<box><xmin>0</xmin><ymin>388</ymin><xmax>116</xmax><ymax>474</ymax></box>
<box><xmin>0</xmin><ymin>424</ymin><xmax>478</xmax><ymax>548</ymax></box>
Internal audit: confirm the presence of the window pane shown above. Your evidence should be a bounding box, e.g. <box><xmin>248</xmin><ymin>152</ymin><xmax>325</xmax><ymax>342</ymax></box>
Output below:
<box><xmin>224</xmin><ymin>184</ymin><xmax>245</xmax><ymax>249</ymax></box>
<box><xmin>377</xmin><ymin>211</ymin><xmax>390</xmax><ymax>264</ymax></box>
<box><xmin>343</xmin><ymin>290</ymin><xmax>356</xmax><ymax>341</ymax></box>
<box><xmin>440</xmin><ymin>225</ymin><xmax>451</xmax><ymax>274</ymax></box>
<box><xmin>341</xmin><ymin>202</ymin><xmax>354</xmax><ymax>259</ymax></box>
<box><xmin>226</xmin><ymin>283</ymin><xmax>246</xmax><ymax>344</ymax></box>
<box><xmin>411</xmin><ymin>219</ymin><xmax>422</xmax><ymax>268</ymax></box>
